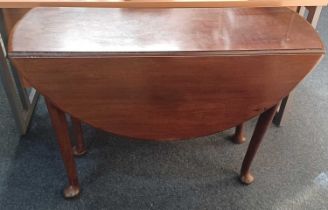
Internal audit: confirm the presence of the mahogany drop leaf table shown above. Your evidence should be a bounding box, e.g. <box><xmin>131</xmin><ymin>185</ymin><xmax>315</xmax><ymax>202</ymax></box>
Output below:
<box><xmin>9</xmin><ymin>7</ymin><xmax>324</xmax><ymax>198</ymax></box>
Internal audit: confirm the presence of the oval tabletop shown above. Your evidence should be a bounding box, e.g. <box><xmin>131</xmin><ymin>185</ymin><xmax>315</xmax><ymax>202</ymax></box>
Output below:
<box><xmin>9</xmin><ymin>7</ymin><xmax>324</xmax><ymax>140</ymax></box>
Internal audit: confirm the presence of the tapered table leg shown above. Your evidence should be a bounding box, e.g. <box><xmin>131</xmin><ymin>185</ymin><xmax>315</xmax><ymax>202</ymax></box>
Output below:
<box><xmin>45</xmin><ymin>98</ymin><xmax>80</xmax><ymax>198</ymax></box>
<box><xmin>240</xmin><ymin>104</ymin><xmax>279</xmax><ymax>185</ymax></box>
<box><xmin>71</xmin><ymin>117</ymin><xmax>87</xmax><ymax>157</ymax></box>
<box><xmin>232</xmin><ymin>123</ymin><xmax>246</xmax><ymax>144</ymax></box>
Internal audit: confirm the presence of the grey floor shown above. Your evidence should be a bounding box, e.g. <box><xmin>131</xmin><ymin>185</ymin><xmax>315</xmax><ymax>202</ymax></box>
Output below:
<box><xmin>1</xmin><ymin>9</ymin><xmax>328</xmax><ymax>210</ymax></box>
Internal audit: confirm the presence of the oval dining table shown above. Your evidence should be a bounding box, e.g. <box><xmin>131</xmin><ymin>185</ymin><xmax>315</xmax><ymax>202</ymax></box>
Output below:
<box><xmin>9</xmin><ymin>7</ymin><xmax>324</xmax><ymax>198</ymax></box>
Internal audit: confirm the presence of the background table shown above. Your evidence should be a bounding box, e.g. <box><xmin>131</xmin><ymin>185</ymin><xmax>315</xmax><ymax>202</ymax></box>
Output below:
<box><xmin>0</xmin><ymin>0</ymin><xmax>327</xmax><ymax>8</ymax></box>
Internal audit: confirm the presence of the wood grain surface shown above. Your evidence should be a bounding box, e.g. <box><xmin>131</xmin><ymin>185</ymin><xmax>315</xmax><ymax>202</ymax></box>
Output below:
<box><xmin>11</xmin><ymin>55</ymin><xmax>323</xmax><ymax>140</ymax></box>
<box><xmin>9</xmin><ymin>8</ymin><xmax>324</xmax><ymax>140</ymax></box>
<box><xmin>9</xmin><ymin>8</ymin><xmax>324</xmax><ymax>55</ymax></box>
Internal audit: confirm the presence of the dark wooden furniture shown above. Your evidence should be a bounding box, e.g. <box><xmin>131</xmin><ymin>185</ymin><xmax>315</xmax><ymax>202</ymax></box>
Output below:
<box><xmin>232</xmin><ymin>124</ymin><xmax>246</xmax><ymax>144</ymax></box>
<box><xmin>9</xmin><ymin>7</ymin><xmax>324</xmax><ymax>198</ymax></box>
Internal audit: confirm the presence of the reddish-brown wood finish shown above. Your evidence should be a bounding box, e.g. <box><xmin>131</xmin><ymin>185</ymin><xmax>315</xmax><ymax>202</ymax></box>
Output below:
<box><xmin>232</xmin><ymin>124</ymin><xmax>246</xmax><ymax>144</ymax></box>
<box><xmin>45</xmin><ymin>99</ymin><xmax>80</xmax><ymax>198</ymax></box>
<box><xmin>71</xmin><ymin>117</ymin><xmax>87</xmax><ymax>156</ymax></box>
<box><xmin>8</xmin><ymin>8</ymin><xmax>324</xmax><ymax>140</ymax></box>
<box><xmin>9</xmin><ymin>8</ymin><xmax>324</xmax><ymax>54</ymax></box>
<box><xmin>8</xmin><ymin>7</ymin><xmax>325</xmax><ymax>197</ymax></box>
<box><xmin>240</xmin><ymin>104</ymin><xmax>279</xmax><ymax>184</ymax></box>
<box><xmin>11</xmin><ymin>54</ymin><xmax>322</xmax><ymax>140</ymax></box>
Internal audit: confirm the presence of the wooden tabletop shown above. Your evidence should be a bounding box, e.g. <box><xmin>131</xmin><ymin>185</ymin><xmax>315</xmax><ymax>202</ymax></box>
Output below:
<box><xmin>0</xmin><ymin>0</ymin><xmax>327</xmax><ymax>8</ymax></box>
<box><xmin>10</xmin><ymin>8</ymin><xmax>324</xmax><ymax>56</ymax></box>
<box><xmin>10</xmin><ymin>7</ymin><xmax>324</xmax><ymax>140</ymax></box>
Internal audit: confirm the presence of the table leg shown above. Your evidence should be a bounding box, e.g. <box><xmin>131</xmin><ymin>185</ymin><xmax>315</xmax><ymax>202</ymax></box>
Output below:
<box><xmin>71</xmin><ymin>116</ymin><xmax>87</xmax><ymax>156</ymax></box>
<box><xmin>45</xmin><ymin>98</ymin><xmax>80</xmax><ymax>198</ymax></box>
<box><xmin>240</xmin><ymin>104</ymin><xmax>279</xmax><ymax>184</ymax></box>
<box><xmin>306</xmin><ymin>6</ymin><xmax>323</xmax><ymax>28</ymax></box>
<box><xmin>231</xmin><ymin>123</ymin><xmax>246</xmax><ymax>144</ymax></box>
<box><xmin>273</xmin><ymin>95</ymin><xmax>291</xmax><ymax>126</ymax></box>
<box><xmin>273</xmin><ymin>6</ymin><xmax>322</xmax><ymax>126</ymax></box>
